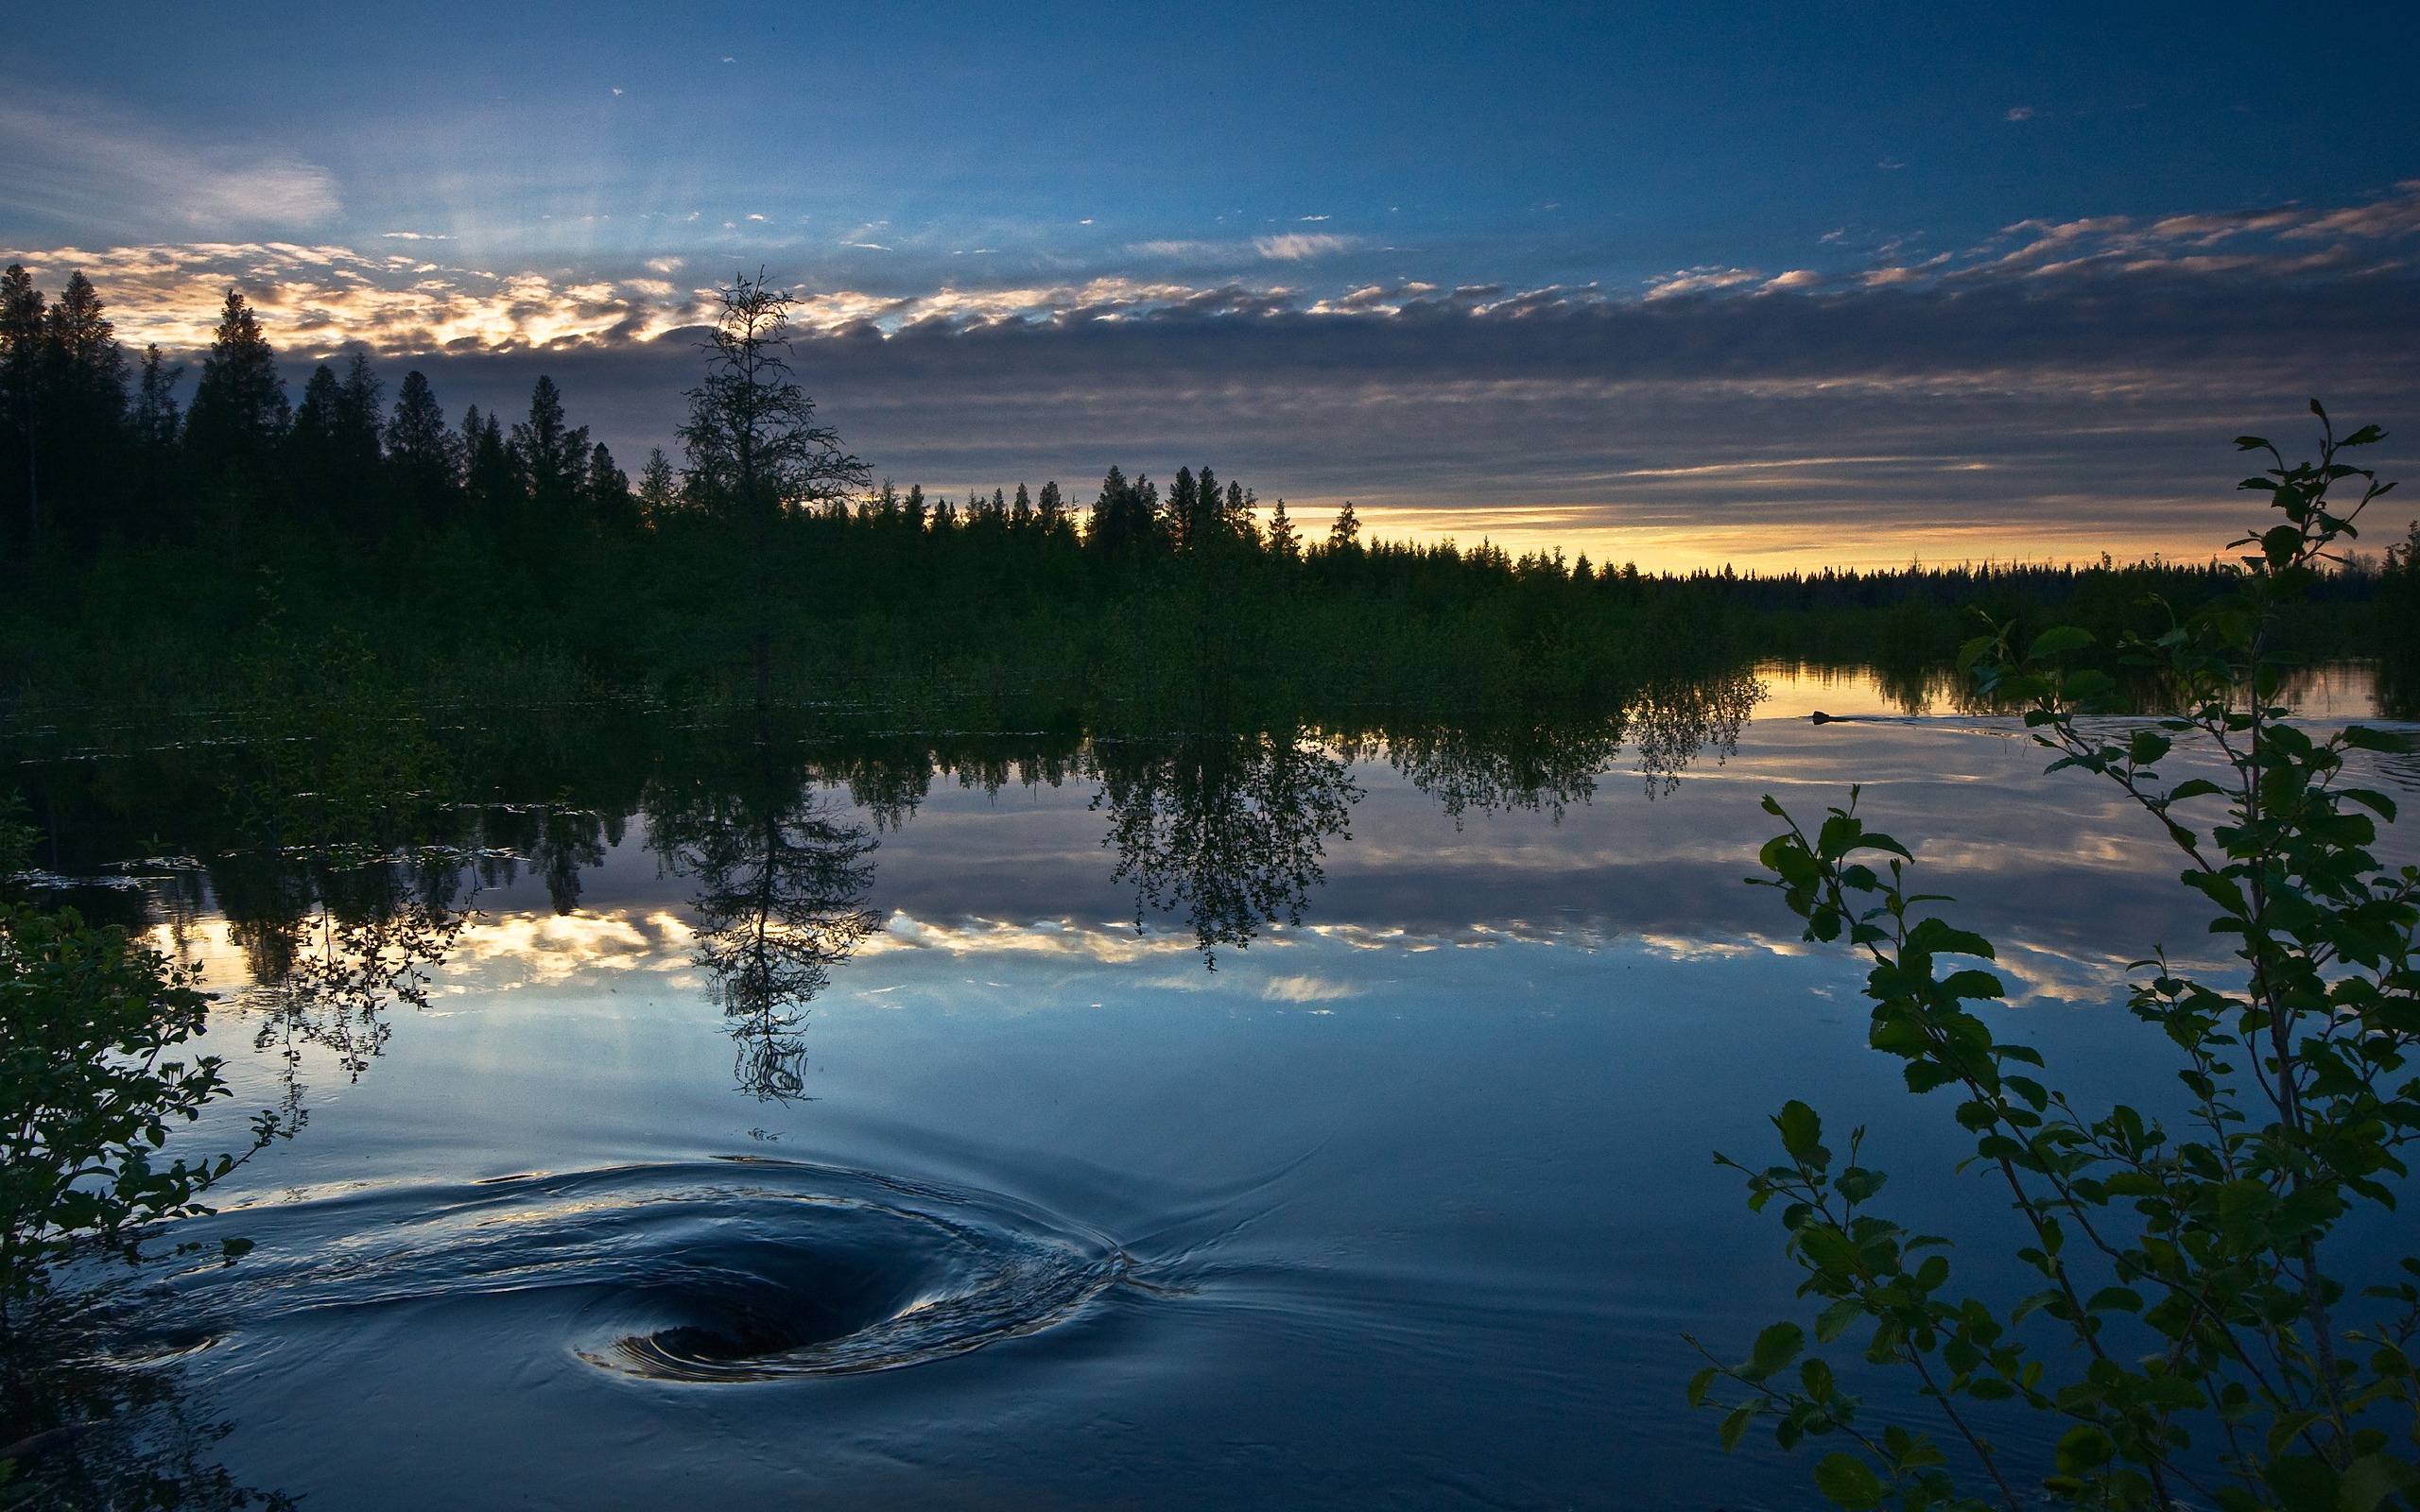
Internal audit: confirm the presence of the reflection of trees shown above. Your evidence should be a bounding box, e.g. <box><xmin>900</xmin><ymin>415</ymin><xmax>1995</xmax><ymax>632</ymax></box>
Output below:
<box><xmin>0</xmin><ymin>1305</ymin><xmax>295</xmax><ymax>1511</ymax></box>
<box><xmin>650</xmin><ymin>738</ymin><xmax>881</xmax><ymax>1100</ymax></box>
<box><xmin>1092</xmin><ymin>730</ymin><xmax>1358</xmax><ymax>967</ymax></box>
<box><xmin>206</xmin><ymin>850</ymin><xmax>475</xmax><ymax>1110</ymax></box>
<box><xmin>1386</xmin><ymin>669</ymin><xmax>1763</xmax><ymax>821</ymax></box>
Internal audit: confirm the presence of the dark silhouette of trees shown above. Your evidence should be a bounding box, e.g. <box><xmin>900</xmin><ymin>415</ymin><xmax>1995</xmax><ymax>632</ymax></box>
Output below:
<box><xmin>1094</xmin><ymin>730</ymin><xmax>1358</xmax><ymax>966</ymax></box>
<box><xmin>461</xmin><ymin>404</ymin><xmax>515</xmax><ymax>514</ymax></box>
<box><xmin>383</xmin><ymin>369</ymin><xmax>458</xmax><ymax>522</ymax></box>
<box><xmin>510</xmin><ymin>375</ymin><xmax>591</xmax><ymax>519</ymax></box>
<box><xmin>651</xmin><ymin>729</ymin><xmax>882</xmax><ymax>1098</ymax></box>
<box><xmin>0</xmin><ymin>266</ymin><xmax>47</xmax><ymax>544</ymax></box>
<box><xmin>679</xmin><ymin>271</ymin><xmax>869</xmax><ymax>704</ymax></box>
<box><xmin>1088</xmin><ymin>464</ymin><xmax>1159</xmax><ymax>555</ymax></box>
<box><xmin>38</xmin><ymin>272</ymin><xmax>125</xmax><ymax>536</ymax></box>
<box><xmin>185</xmin><ymin>291</ymin><xmax>289</xmax><ymax>487</ymax></box>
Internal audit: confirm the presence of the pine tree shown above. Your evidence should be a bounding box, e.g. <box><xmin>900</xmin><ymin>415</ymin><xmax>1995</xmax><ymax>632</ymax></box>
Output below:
<box><xmin>1167</xmin><ymin>466</ymin><xmax>1198</xmax><ymax>552</ymax></box>
<box><xmin>1036</xmin><ymin>480</ymin><xmax>1066</xmax><ymax>531</ymax></box>
<box><xmin>635</xmin><ymin>446</ymin><xmax>680</xmax><ymax>524</ymax></box>
<box><xmin>510</xmin><ymin>375</ymin><xmax>590</xmax><ymax>514</ymax></box>
<box><xmin>678</xmin><ymin>272</ymin><xmax>870</xmax><ymax>703</ymax></box>
<box><xmin>41</xmin><ymin>274</ymin><xmax>126</xmax><ymax>525</ymax></box>
<box><xmin>0</xmin><ymin>266</ymin><xmax>45</xmax><ymax>541</ymax></box>
<box><xmin>1328</xmin><ymin>500</ymin><xmax>1360</xmax><ymax>549</ymax></box>
<box><xmin>1267</xmin><ymin>497</ymin><xmax>1299</xmax><ymax>558</ymax></box>
<box><xmin>132</xmin><ymin>346</ymin><xmax>182</xmax><ymax>449</ymax></box>
<box><xmin>185</xmin><ymin>289</ymin><xmax>289</xmax><ymax>489</ymax></box>
<box><xmin>384</xmin><ymin>369</ymin><xmax>458</xmax><ymax>521</ymax></box>
<box><xmin>335</xmin><ymin>352</ymin><xmax>385</xmax><ymax>492</ymax></box>
<box><xmin>287</xmin><ymin>362</ymin><xmax>345</xmax><ymax>513</ymax></box>
<box><xmin>1012</xmin><ymin>481</ymin><xmax>1032</xmax><ymax>524</ymax></box>
<box><xmin>584</xmin><ymin>440</ymin><xmax>631</xmax><ymax>522</ymax></box>
<box><xmin>461</xmin><ymin>405</ymin><xmax>517</xmax><ymax>512</ymax></box>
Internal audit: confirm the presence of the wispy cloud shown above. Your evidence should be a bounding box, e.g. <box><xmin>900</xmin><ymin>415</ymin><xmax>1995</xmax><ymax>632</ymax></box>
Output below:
<box><xmin>1254</xmin><ymin>232</ymin><xmax>1357</xmax><ymax>260</ymax></box>
<box><xmin>0</xmin><ymin>85</ymin><xmax>339</xmax><ymax>235</ymax></box>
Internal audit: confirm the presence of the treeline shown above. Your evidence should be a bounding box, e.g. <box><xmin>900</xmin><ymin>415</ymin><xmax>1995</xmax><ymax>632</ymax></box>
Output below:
<box><xmin>1</xmin><ymin>265</ymin><xmax>2411</xmax><ymax>721</ymax></box>
<box><xmin>0</xmin><ymin>271</ymin><xmax>635</xmax><ymax>545</ymax></box>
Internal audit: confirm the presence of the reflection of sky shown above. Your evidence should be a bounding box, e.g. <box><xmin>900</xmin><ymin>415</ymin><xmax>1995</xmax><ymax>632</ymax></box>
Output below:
<box><xmin>147</xmin><ymin>673</ymin><xmax>2420</xmax><ymax>1507</ymax></box>
<box><xmin>5</xmin><ymin>6</ymin><xmax>2415</xmax><ymax>564</ymax></box>
<box><xmin>156</xmin><ymin>668</ymin><xmax>2417</xmax><ymax>1024</ymax></box>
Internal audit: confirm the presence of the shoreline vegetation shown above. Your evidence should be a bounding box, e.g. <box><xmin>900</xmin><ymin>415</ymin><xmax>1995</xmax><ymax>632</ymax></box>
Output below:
<box><xmin>3</xmin><ymin>267</ymin><xmax>2413</xmax><ymax>728</ymax></box>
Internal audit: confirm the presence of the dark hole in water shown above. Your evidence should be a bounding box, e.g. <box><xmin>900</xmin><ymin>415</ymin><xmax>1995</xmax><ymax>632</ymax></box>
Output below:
<box><xmin>638</xmin><ymin>1240</ymin><xmax>923</xmax><ymax>1364</ymax></box>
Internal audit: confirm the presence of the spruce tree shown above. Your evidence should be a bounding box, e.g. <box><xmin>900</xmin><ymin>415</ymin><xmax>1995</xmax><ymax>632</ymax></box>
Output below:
<box><xmin>185</xmin><ymin>289</ymin><xmax>288</xmax><ymax>490</ymax></box>
<box><xmin>1328</xmin><ymin>500</ymin><xmax>1360</xmax><ymax>549</ymax></box>
<box><xmin>510</xmin><ymin>375</ymin><xmax>589</xmax><ymax>514</ymax></box>
<box><xmin>635</xmin><ymin>446</ymin><xmax>680</xmax><ymax>524</ymax></box>
<box><xmin>0</xmin><ymin>266</ymin><xmax>45</xmax><ymax>541</ymax></box>
<box><xmin>286</xmin><ymin>363</ymin><xmax>345</xmax><ymax>513</ymax></box>
<box><xmin>584</xmin><ymin>440</ymin><xmax>631</xmax><ymax>522</ymax></box>
<box><xmin>41</xmin><ymin>273</ymin><xmax>126</xmax><ymax>526</ymax></box>
<box><xmin>383</xmin><ymin>369</ymin><xmax>458</xmax><ymax>521</ymax></box>
<box><xmin>461</xmin><ymin>405</ymin><xmax>517</xmax><ymax>512</ymax></box>
<box><xmin>1267</xmin><ymin>497</ymin><xmax>1299</xmax><ymax>558</ymax></box>
<box><xmin>678</xmin><ymin>272</ymin><xmax>869</xmax><ymax>704</ymax></box>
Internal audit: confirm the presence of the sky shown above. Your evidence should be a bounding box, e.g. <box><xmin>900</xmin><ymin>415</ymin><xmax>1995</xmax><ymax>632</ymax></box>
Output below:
<box><xmin>5</xmin><ymin>0</ymin><xmax>2418</xmax><ymax>567</ymax></box>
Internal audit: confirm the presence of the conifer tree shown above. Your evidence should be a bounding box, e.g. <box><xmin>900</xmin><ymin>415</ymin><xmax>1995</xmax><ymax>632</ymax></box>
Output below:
<box><xmin>384</xmin><ymin>370</ymin><xmax>458</xmax><ymax>521</ymax></box>
<box><xmin>287</xmin><ymin>363</ymin><xmax>346</xmax><ymax>511</ymax></box>
<box><xmin>678</xmin><ymin>271</ymin><xmax>869</xmax><ymax>704</ymax></box>
<box><xmin>0</xmin><ymin>266</ymin><xmax>46</xmax><ymax>541</ymax></box>
<box><xmin>41</xmin><ymin>273</ymin><xmax>125</xmax><ymax>523</ymax></box>
<box><xmin>510</xmin><ymin>375</ymin><xmax>590</xmax><ymax>514</ymax></box>
<box><xmin>1328</xmin><ymin>500</ymin><xmax>1360</xmax><ymax>549</ymax></box>
<box><xmin>584</xmin><ymin>440</ymin><xmax>631</xmax><ymax>522</ymax></box>
<box><xmin>185</xmin><ymin>289</ymin><xmax>288</xmax><ymax>490</ymax></box>
<box><xmin>460</xmin><ymin>405</ymin><xmax>516</xmax><ymax>512</ymax></box>
<box><xmin>131</xmin><ymin>347</ymin><xmax>182</xmax><ymax>449</ymax></box>
<box><xmin>1036</xmin><ymin>479</ymin><xmax>1066</xmax><ymax>531</ymax></box>
<box><xmin>635</xmin><ymin>447</ymin><xmax>680</xmax><ymax>524</ymax></box>
<box><xmin>1012</xmin><ymin>482</ymin><xmax>1032</xmax><ymax>524</ymax></box>
<box><xmin>1266</xmin><ymin>497</ymin><xmax>1299</xmax><ymax>559</ymax></box>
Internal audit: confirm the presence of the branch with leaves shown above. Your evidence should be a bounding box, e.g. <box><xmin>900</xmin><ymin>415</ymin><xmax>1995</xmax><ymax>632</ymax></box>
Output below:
<box><xmin>1696</xmin><ymin>405</ymin><xmax>2420</xmax><ymax>1512</ymax></box>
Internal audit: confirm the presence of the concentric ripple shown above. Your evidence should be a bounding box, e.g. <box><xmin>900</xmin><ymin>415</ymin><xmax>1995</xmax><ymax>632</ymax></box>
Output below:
<box><xmin>172</xmin><ymin>1160</ymin><xmax>1130</xmax><ymax>1382</ymax></box>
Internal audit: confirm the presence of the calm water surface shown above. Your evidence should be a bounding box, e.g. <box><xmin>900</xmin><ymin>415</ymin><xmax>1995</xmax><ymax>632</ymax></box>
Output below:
<box><xmin>24</xmin><ymin>665</ymin><xmax>2420</xmax><ymax>1509</ymax></box>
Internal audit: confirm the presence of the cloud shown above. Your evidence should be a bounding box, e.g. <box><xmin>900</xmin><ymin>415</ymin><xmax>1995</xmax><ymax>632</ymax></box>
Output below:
<box><xmin>1254</xmin><ymin>232</ymin><xmax>1356</xmax><ymax>260</ymax></box>
<box><xmin>2004</xmin><ymin>106</ymin><xmax>2033</xmax><ymax>122</ymax></box>
<box><xmin>0</xmin><ymin>86</ymin><xmax>339</xmax><ymax>235</ymax></box>
<box><xmin>8</xmin><ymin>180</ymin><xmax>2416</xmax><ymax>569</ymax></box>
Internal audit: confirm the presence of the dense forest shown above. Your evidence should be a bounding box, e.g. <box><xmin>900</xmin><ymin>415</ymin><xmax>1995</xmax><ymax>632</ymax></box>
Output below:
<box><xmin>3</xmin><ymin>265</ymin><xmax>2412</xmax><ymax>725</ymax></box>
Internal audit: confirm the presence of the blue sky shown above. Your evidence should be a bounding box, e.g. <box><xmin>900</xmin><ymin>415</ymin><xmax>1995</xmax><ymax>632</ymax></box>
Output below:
<box><xmin>5</xmin><ymin>1</ymin><xmax>2417</xmax><ymax>564</ymax></box>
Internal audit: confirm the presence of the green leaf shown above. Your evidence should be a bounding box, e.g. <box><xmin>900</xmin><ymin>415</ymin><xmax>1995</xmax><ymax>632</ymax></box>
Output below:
<box><xmin>2056</xmin><ymin>1425</ymin><xmax>2114</xmax><ymax>1476</ymax></box>
<box><xmin>1812</xmin><ymin>1452</ymin><xmax>1885</xmax><ymax>1509</ymax></box>
<box><xmin>2264</xmin><ymin>1454</ymin><xmax>2340</xmax><ymax>1512</ymax></box>
<box><xmin>2339</xmin><ymin>1452</ymin><xmax>2420</xmax><ymax>1512</ymax></box>
<box><xmin>1814</xmin><ymin>1298</ymin><xmax>1864</xmax><ymax>1344</ymax></box>
<box><xmin>1685</xmin><ymin>1366</ymin><xmax>1718</xmax><ymax>1408</ymax></box>
<box><xmin>1744</xmin><ymin>1322</ymin><xmax>1805</xmax><ymax>1382</ymax></box>
<box><xmin>1719</xmin><ymin>1401</ymin><xmax>1759</xmax><ymax>1452</ymax></box>
<box><xmin>1775</xmin><ymin>1101</ymin><xmax>1826</xmax><ymax>1165</ymax></box>
<box><xmin>2030</xmin><ymin>626</ymin><xmax>2095</xmax><ymax>659</ymax></box>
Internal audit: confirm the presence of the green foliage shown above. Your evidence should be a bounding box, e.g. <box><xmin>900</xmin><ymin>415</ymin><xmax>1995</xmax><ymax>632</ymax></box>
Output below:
<box><xmin>1695</xmin><ymin>406</ymin><xmax>2420</xmax><ymax>1511</ymax></box>
<box><xmin>0</xmin><ymin>904</ymin><xmax>289</xmax><ymax>1328</ymax></box>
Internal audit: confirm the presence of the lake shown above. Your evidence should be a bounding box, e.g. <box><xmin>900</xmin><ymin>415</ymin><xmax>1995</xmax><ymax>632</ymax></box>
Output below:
<box><xmin>12</xmin><ymin>663</ymin><xmax>2415</xmax><ymax>1509</ymax></box>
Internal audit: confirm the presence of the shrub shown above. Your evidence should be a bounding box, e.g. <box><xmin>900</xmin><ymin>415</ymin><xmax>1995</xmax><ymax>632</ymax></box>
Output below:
<box><xmin>1694</xmin><ymin>407</ymin><xmax>2420</xmax><ymax>1511</ymax></box>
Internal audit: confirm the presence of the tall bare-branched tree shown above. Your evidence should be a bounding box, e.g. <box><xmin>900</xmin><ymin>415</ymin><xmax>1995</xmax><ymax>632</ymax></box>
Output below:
<box><xmin>679</xmin><ymin>272</ymin><xmax>869</xmax><ymax>705</ymax></box>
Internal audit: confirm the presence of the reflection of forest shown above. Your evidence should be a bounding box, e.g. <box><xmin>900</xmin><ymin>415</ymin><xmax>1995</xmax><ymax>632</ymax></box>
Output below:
<box><xmin>648</xmin><ymin>730</ymin><xmax>881</xmax><ymax>1100</ymax></box>
<box><xmin>7</xmin><ymin>672</ymin><xmax>1776</xmax><ymax>1090</ymax></box>
<box><xmin>1094</xmin><ymin>730</ymin><xmax>1358</xmax><ymax>966</ymax></box>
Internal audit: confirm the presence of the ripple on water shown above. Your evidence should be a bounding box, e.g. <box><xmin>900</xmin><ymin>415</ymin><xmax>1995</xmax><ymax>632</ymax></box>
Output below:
<box><xmin>172</xmin><ymin>1160</ymin><xmax>1131</xmax><ymax>1382</ymax></box>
